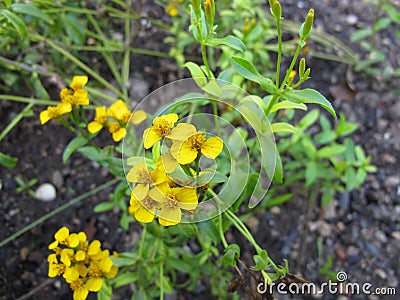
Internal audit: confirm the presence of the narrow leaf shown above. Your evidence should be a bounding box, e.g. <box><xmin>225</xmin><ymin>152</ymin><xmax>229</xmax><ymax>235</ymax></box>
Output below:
<box><xmin>62</xmin><ymin>136</ymin><xmax>88</xmax><ymax>163</ymax></box>
<box><xmin>0</xmin><ymin>9</ymin><xmax>28</xmax><ymax>38</ymax></box>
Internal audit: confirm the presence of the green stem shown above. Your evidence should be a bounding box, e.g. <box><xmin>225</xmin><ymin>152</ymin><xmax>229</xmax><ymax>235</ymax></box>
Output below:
<box><xmin>138</xmin><ymin>225</ymin><xmax>147</xmax><ymax>258</ymax></box>
<box><xmin>218</xmin><ymin>211</ymin><xmax>228</xmax><ymax>249</ymax></box>
<box><xmin>0</xmin><ymin>94</ymin><xmax>58</xmax><ymax>105</ymax></box>
<box><xmin>275</xmin><ymin>19</ymin><xmax>282</xmax><ymax>90</ymax></box>
<box><xmin>0</xmin><ymin>103</ymin><xmax>33</xmax><ymax>142</ymax></box>
<box><xmin>200</xmin><ymin>43</ymin><xmax>213</xmax><ymax>78</ymax></box>
<box><xmin>0</xmin><ymin>179</ymin><xmax>118</xmax><ymax>248</ymax></box>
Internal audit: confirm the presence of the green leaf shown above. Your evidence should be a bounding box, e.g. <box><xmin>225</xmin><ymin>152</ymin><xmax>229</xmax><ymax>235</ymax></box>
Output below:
<box><xmin>316</xmin><ymin>145</ymin><xmax>346</xmax><ymax>158</ymax></box>
<box><xmin>184</xmin><ymin>62</ymin><xmax>207</xmax><ymax>87</ymax></box>
<box><xmin>222</xmin><ymin>244</ymin><xmax>241</xmax><ymax>267</ymax></box>
<box><xmin>113</xmin><ymin>272</ymin><xmax>139</xmax><ymax>288</ymax></box>
<box><xmin>373</xmin><ymin>18</ymin><xmax>391</xmax><ymax>31</ymax></box>
<box><xmin>77</xmin><ymin>146</ymin><xmax>101</xmax><ymax>162</ymax></box>
<box><xmin>62</xmin><ymin>13</ymin><xmax>85</xmax><ymax>44</ymax></box>
<box><xmin>271</xmin><ymin>122</ymin><xmax>297</xmax><ymax>134</ymax></box>
<box><xmin>11</xmin><ymin>3</ymin><xmax>53</xmax><ymax>24</ymax></box>
<box><xmin>207</xmin><ymin>35</ymin><xmax>246</xmax><ymax>52</ymax></box>
<box><xmin>94</xmin><ymin>202</ymin><xmax>116</xmax><ymax>213</ymax></box>
<box><xmin>264</xmin><ymin>193</ymin><xmax>292</xmax><ymax>207</ymax></box>
<box><xmin>315</xmin><ymin>131</ymin><xmax>337</xmax><ymax>144</ymax></box>
<box><xmin>197</xmin><ymin>220</ymin><xmax>220</xmax><ymax>245</ymax></box>
<box><xmin>231</xmin><ymin>56</ymin><xmax>275</xmax><ymax>93</ymax></box>
<box><xmin>350</xmin><ymin>28</ymin><xmax>372</xmax><ymax>42</ymax></box>
<box><xmin>299</xmin><ymin>109</ymin><xmax>320</xmax><ymax>130</ymax></box>
<box><xmin>305</xmin><ymin>161</ymin><xmax>317</xmax><ymax>187</ymax></box>
<box><xmin>62</xmin><ymin>136</ymin><xmax>88</xmax><ymax>163</ymax></box>
<box><xmin>273</xmin><ymin>151</ymin><xmax>283</xmax><ymax>183</ymax></box>
<box><xmin>269</xmin><ymin>100</ymin><xmax>307</xmax><ymax>113</ymax></box>
<box><xmin>283</xmin><ymin>89</ymin><xmax>336</xmax><ymax>118</ymax></box>
<box><xmin>0</xmin><ymin>9</ymin><xmax>28</xmax><ymax>38</ymax></box>
<box><xmin>0</xmin><ymin>152</ymin><xmax>18</xmax><ymax>168</ymax></box>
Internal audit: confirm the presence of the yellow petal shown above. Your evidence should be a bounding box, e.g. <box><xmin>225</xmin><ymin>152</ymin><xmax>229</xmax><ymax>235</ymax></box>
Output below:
<box><xmin>148</xmin><ymin>183</ymin><xmax>169</xmax><ymax>203</ymax></box>
<box><xmin>112</xmin><ymin>127</ymin><xmax>126</xmax><ymax>142</ymax></box>
<box><xmin>135</xmin><ymin>206</ymin><xmax>156</xmax><ymax>223</ymax></box>
<box><xmin>167</xmin><ymin>123</ymin><xmax>197</xmax><ymax>141</ymax></box>
<box><xmin>75</xmin><ymin>250</ymin><xmax>86</xmax><ymax>261</ymax></box>
<box><xmin>174</xmin><ymin>187</ymin><xmax>198</xmax><ymax>210</ymax></box>
<box><xmin>133</xmin><ymin>184</ymin><xmax>149</xmax><ymax>201</ymax></box>
<box><xmin>201</xmin><ymin>136</ymin><xmax>223</xmax><ymax>159</ymax></box>
<box><xmin>160</xmin><ymin>153</ymin><xmax>179</xmax><ymax>173</ymax></box>
<box><xmin>73</xmin><ymin>89</ymin><xmax>89</xmax><ymax>105</ymax></box>
<box><xmin>86</xmin><ymin>277</ymin><xmax>103</xmax><ymax>292</ymax></box>
<box><xmin>153</xmin><ymin>113</ymin><xmax>178</xmax><ymax>126</ymax></box>
<box><xmin>108</xmin><ymin>100</ymin><xmax>129</xmax><ymax>121</ymax></box>
<box><xmin>40</xmin><ymin>110</ymin><xmax>51</xmax><ymax>124</ymax></box>
<box><xmin>70</xmin><ymin>75</ymin><xmax>88</xmax><ymax>90</ymax></box>
<box><xmin>55</xmin><ymin>227</ymin><xmax>69</xmax><ymax>242</ymax></box>
<box><xmin>88</xmin><ymin>121</ymin><xmax>103</xmax><ymax>134</ymax></box>
<box><xmin>73</xmin><ymin>287</ymin><xmax>89</xmax><ymax>300</ymax></box>
<box><xmin>68</xmin><ymin>233</ymin><xmax>80</xmax><ymax>248</ymax></box>
<box><xmin>131</xmin><ymin>110</ymin><xmax>147</xmax><ymax>124</ymax></box>
<box><xmin>143</xmin><ymin>127</ymin><xmax>162</xmax><ymax>149</ymax></box>
<box><xmin>150</xmin><ymin>163</ymin><xmax>170</xmax><ymax>185</ymax></box>
<box><xmin>56</xmin><ymin>103</ymin><xmax>72</xmax><ymax>115</ymax></box>
<box><xmin>158</xmin><ymin>207</ymin><xmax>181</xmax><ymax>226</ymax></box>
<box><xmin>88</xmin><ymin>240</ymin><xmax>101</xmax><ymax>256</ymax></box>
<box><xmin>177</xmin><ymin>140</ymin><xmax>198</xmax><ymax>165</ymax></box>
<box><xmin>105</xmin><ymin>265</ymin><xmax>118</xmax><ymax>279</ymax></box>
<box><xmin>126</xmin><ymin>162</ymin><xmax>147</xmax><ymax>182</ymax></box>
<box><xmin>48</xmin><ymin>240</ymin><xmax>58</xmax><ymax>250</ymax></box>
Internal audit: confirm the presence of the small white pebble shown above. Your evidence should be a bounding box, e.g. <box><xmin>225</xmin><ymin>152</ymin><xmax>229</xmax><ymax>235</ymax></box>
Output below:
<box><xmin>35</xmin><ymin>183</ymin><xmax>56</xmax><ymax>202</ymax></box>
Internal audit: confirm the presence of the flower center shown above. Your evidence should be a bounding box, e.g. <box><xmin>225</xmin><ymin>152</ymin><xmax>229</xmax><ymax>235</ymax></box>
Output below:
<box><xmin>143</xmin><ymin>197</ymin><xmax>157</xmax><ymax>209</ymax></box>
<box><xmin>89</xmin><ymin>264</ymin><xmax>102</xmax><ymax>278</ymax></box>
<box><xmin>166</xmin><ymin>193</ymin><xmax>178</xmax><ymax>208</ymax></box>
<box><xmin>155</xmin><ymin>119</ymin><xmax>172</xmax><ymax>137</ymax></box>
<box><xmin>188</xmin><ymin>133</ymin><xmax>206</xmax><ymax>150</ymax></box>
<box><xmin>70</xmin><ymin>278</ymin><xmax>85</xmax><ymax>290</ymax></box>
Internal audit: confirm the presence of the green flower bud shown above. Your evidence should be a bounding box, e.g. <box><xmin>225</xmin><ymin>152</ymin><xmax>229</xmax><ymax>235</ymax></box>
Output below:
<box><xmin>204</xmin><ymin>0</ymin><xmax>215</xmax><ymax>29</ymax></box>
<box><xmin>272</xmin><ymin>2</ymin><xmax>282</xmax><ymax>20</ymax></box>
<box><xmin>192</xmin><ymin>0</ymin><xmax>201</xmax><ymax>17</ymax></box>
<box><xmin>300</xmin><ymin>9</ymin><xmax>314</xmax><ymax>39</ymax></box>
<box><xmin>303</xmin><ymin>68</ymin><xmax>311</xmax><ymax>79</ymax></box>
<box><xmin>299</xmin><ymin>58</ymin><xmax>306</xmax><ymax>77</ymax></box>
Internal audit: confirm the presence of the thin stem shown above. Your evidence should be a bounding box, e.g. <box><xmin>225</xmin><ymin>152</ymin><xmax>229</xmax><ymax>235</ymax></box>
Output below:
<box><xmin>200</xmin><ymin>43</ymin><xmax>212</xmax><ymax>78</ymax></box>
<box><xmin>0</xmin><ymin>179</ymin><xmax>118</xmax><ymax>248</ymax></box>
<box><xmin>0</xmin><ymin>103</ymin><xmax>33</xmax><ymax>142</ymax></box>
<box><xmin>138</xmin><ymin>225</ymin><xmax>147</xmax><ymax>258</ymax></box>
<box><xmin>0</xmin><ymin>94</ymin><xmax>58</xmax><ymax>105</ymax></box>
<box><xmin>218</xmin><ymin>211</ymin><xmax>228</xmax><ymax>248</ymax></box>
<box><xmin>275</xmin><ymin>19</ymin><xmax>282</xmax><ymax>90</ymax></box>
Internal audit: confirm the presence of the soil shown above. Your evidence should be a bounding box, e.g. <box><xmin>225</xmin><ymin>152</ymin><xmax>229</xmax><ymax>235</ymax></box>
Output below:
<box><xmin>1</xmin><ymin>1</ymin><xmax>399</xmax><ymax>299</ymax></box>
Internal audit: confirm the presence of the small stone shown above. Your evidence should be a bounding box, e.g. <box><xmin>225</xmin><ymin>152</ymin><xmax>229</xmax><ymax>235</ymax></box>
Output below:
<box><xmin>54</xmin><ymin>280</ymin><xmax>62</xmax><ymax>289</ymax></box>
<box><xmin>51</xmin><ymin>170</ymin><xmax>64</xmax><ymax>189</ymax></box>
<box><xmin>20</xmin><ymin>247</ymin><xmax>29</xmax><ymax>261</ymax></box>
<box><xmin>385</xmin><ymin>176</ymin><xmax>400</xmax><ymax>186</ymax></box>
<box><xmin>271</xmin><ymin>206</ymin><xmax>281</xmax><ymax>215</ymax></box>
<box><xmin>34</xmin><ymin>183</ymin><xmax>56</xmax><ymax>202</ymax></box>
<box><xmin>374</xmin><ymin>230</ymin><xmax>387</xmax><ymax>243</ymax></box>
<box><xmin>335</xmin><ymin>245</ymin><xmax>346</xmax><ymax>260</ymax></box>
<box><xmin>346</xmin><ymin>14</ymin><xmax>358</xmax><ymax>25</ymax></box>
<box><xmin>391</xmin><ymin>231</ymin><xmax>400</xmax><ymax>240</ymax></box>
<box><xmin>383</xmin><ymin>154</ymin><xmax>396</xmax><ymax>164</ymax></box>
<box><xmin>374</xmin><ymin>268</ymin><xmax>387</xmax><ymax>280</ymax></box>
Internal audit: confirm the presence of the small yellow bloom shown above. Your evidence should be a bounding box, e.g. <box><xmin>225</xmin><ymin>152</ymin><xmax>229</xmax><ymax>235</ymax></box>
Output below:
<box><xmin>149</xmin><ymin>182</ymin><xmax>198</xmax><ymax>226</ymax></box>
<box><xmin>88</xmin><ymin>106</ymin><xmax>108</xmax><ymax>134</ymax></box>
<box><xmin>69</xmin><ymin>278</ymin><xmax>89</xmax><ymax>300</ymax></box>
<box><xmin>40</xmin><ymin>103</ymin><xmax>72</xmax><ymax>125</ymax></box>
<box><xmin>143</xmin><ymin>113</ymin><xmax>178</xmax><ymax>149</ymax></box>
<box><xmin>129</xmin><ymin>193</ymin><xmax>159</xmax><ymax>223</ymax></box>
<box><xmin>108</xmin><ymin>122</ymin><xmax>126</xmax><ymax>142</ymax></box>
<box><xmin>60</xmin><ymin>75</ymin><xmax>89</xmax><ymax>106</ymax></box>
<box><xmin>170</xmin><ymin>124</ymin><xmax>224</xmax><ymax>165</ymax></box>
<box><xmin>108</xmin><ymin>100</ymin><xmax>131</xmax><ymax>123</ymax></box>
<box><xmin>131</xmin><ymin>110</ymin><xmax>147</xmax><ymax>124</ymax></box>
<box><xmin>165</xmin><ymin>3</ymin><xmax>178</xmax><ymax>16</ymax></box>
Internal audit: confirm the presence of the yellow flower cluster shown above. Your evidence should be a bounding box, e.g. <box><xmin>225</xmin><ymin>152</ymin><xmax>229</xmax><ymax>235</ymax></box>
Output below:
<box><xmin>40</xmin><ymin>76</ymin><xmax>89</xmax><ymax>125</ymax></box>
<box><xmin>87</xmin><ymin>100</ymin><xmax>146</xmax><ymax>142</ymax></box>
<box><xmin>127</xmin><ymin>113</ymin><xmax>224</xmax><ymax>226</ymax></box>
<box><xmin>48</xmin><ymin>227</ymin><xmax>118</xmax><ymax>300</ymax></box>
<box><xmin>165</xmin><ymin>0</ymin><xmax>183</xmax><ymax>17</ymax></box>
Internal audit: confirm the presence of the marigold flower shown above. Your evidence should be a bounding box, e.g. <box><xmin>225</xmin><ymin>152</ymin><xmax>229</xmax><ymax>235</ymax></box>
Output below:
<box><xmin>169</xmin><ymin>123</ymin><xmax>224</xmax><ymax>165</ymax></box>
<box><xmin>108</xmin><ymin>100</ymin><xmax>131</xmax><ymax>123</ymax></box>
<box><xmin>87</xmin><ymin>106</ymin><xmax>108</xmax><ymax>134</ymax></box>
<box><xmin>60</xmin><ymin>76</ymin><xmax>89</xmax><ymax>106</ymax></box>
<box><xmin>47</xmin><ymin>227</ymin><xmax>118</xmax><ymax>300</ymax></box>
<box><xmin>149</xmin><ymin>182</ymin><xmax>198</xmax><ymax>226</ymax></box>
<box><xmin>40</xmin><ymin>103</ymin><xmax>72</xmax><ymax>125</ymax></box>
<box><xmin>143</xmin><ymin>113</ymin><xmax>178</xmax><ymax>149</ymax></box>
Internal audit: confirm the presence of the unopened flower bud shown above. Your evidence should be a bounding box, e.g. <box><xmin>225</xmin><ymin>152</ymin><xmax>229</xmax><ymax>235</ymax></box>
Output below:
<box><xmin>272</xmin><ymin>1</ymin><xmax>282</xmax><ymax>19</ymax></box>
<box><xmin>299</xmin><ymin>58</ymin><xmax>306</xmax><ymax>77</ymax></box>
<box><xmin>300</xmin><ymin>9</ymin><xmax>314</xmax><ymax>39</ymax></box>
<box><xmin>192</xmin><ymin>0</ymin><xmax>201</xmax><ymax>17</ymax></box>
<box><xmin>204</xmin><ymin>0</ymin><xmax>215</xmax><ymax>29</ymax></box>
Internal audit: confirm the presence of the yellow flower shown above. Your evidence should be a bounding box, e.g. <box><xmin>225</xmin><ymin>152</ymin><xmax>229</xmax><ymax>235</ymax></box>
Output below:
<box><xmin>149</xmin><ymin>182</ymin><xmax>198</xmax><ymax>226</ymax></box>
<box><xmin>128</xmin><ymin>193</ymin><xmax>159</xmax><ymax>223</ymax></box>
<box><xmin>40</xmin><ymin>103</ymin><xmax>72</xmax><ymax>125</ymax></box>
<box><xmin>169</xmin><ymin>123</ymin><xmax>224</xmax><ymax>165</ymax></box>
<box><xmin>108</xmin><ymin>100</ymin><xmax>131</xmax><ymax>123</ymax></box>
<box><xmin>108</xmin><ymin>122</ymin><xmax>126</xmax><ymax>142</ymax></box>
<box><xmin>143</xmin><ymin>113</ymin><xmax>178</xmax><ymax>149</ymax></box>
<box><xmin>88</xmin><ymin>106</ymin><xmax>108</xmax><ymax>134</ymax></box>
<box><xmin>69</xmin><ymin>278</ymin><xmax>89</xmax><ymax>300</ymax></box>
<box><xmin>60</xmin><ymin>76</ymin><xmax>89</xmax><ymax>106</ymax></box>
<box><xmin>165</xmin><ymin>3</ymin><xmax>178</xmax><ymax>16</ymax></box>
